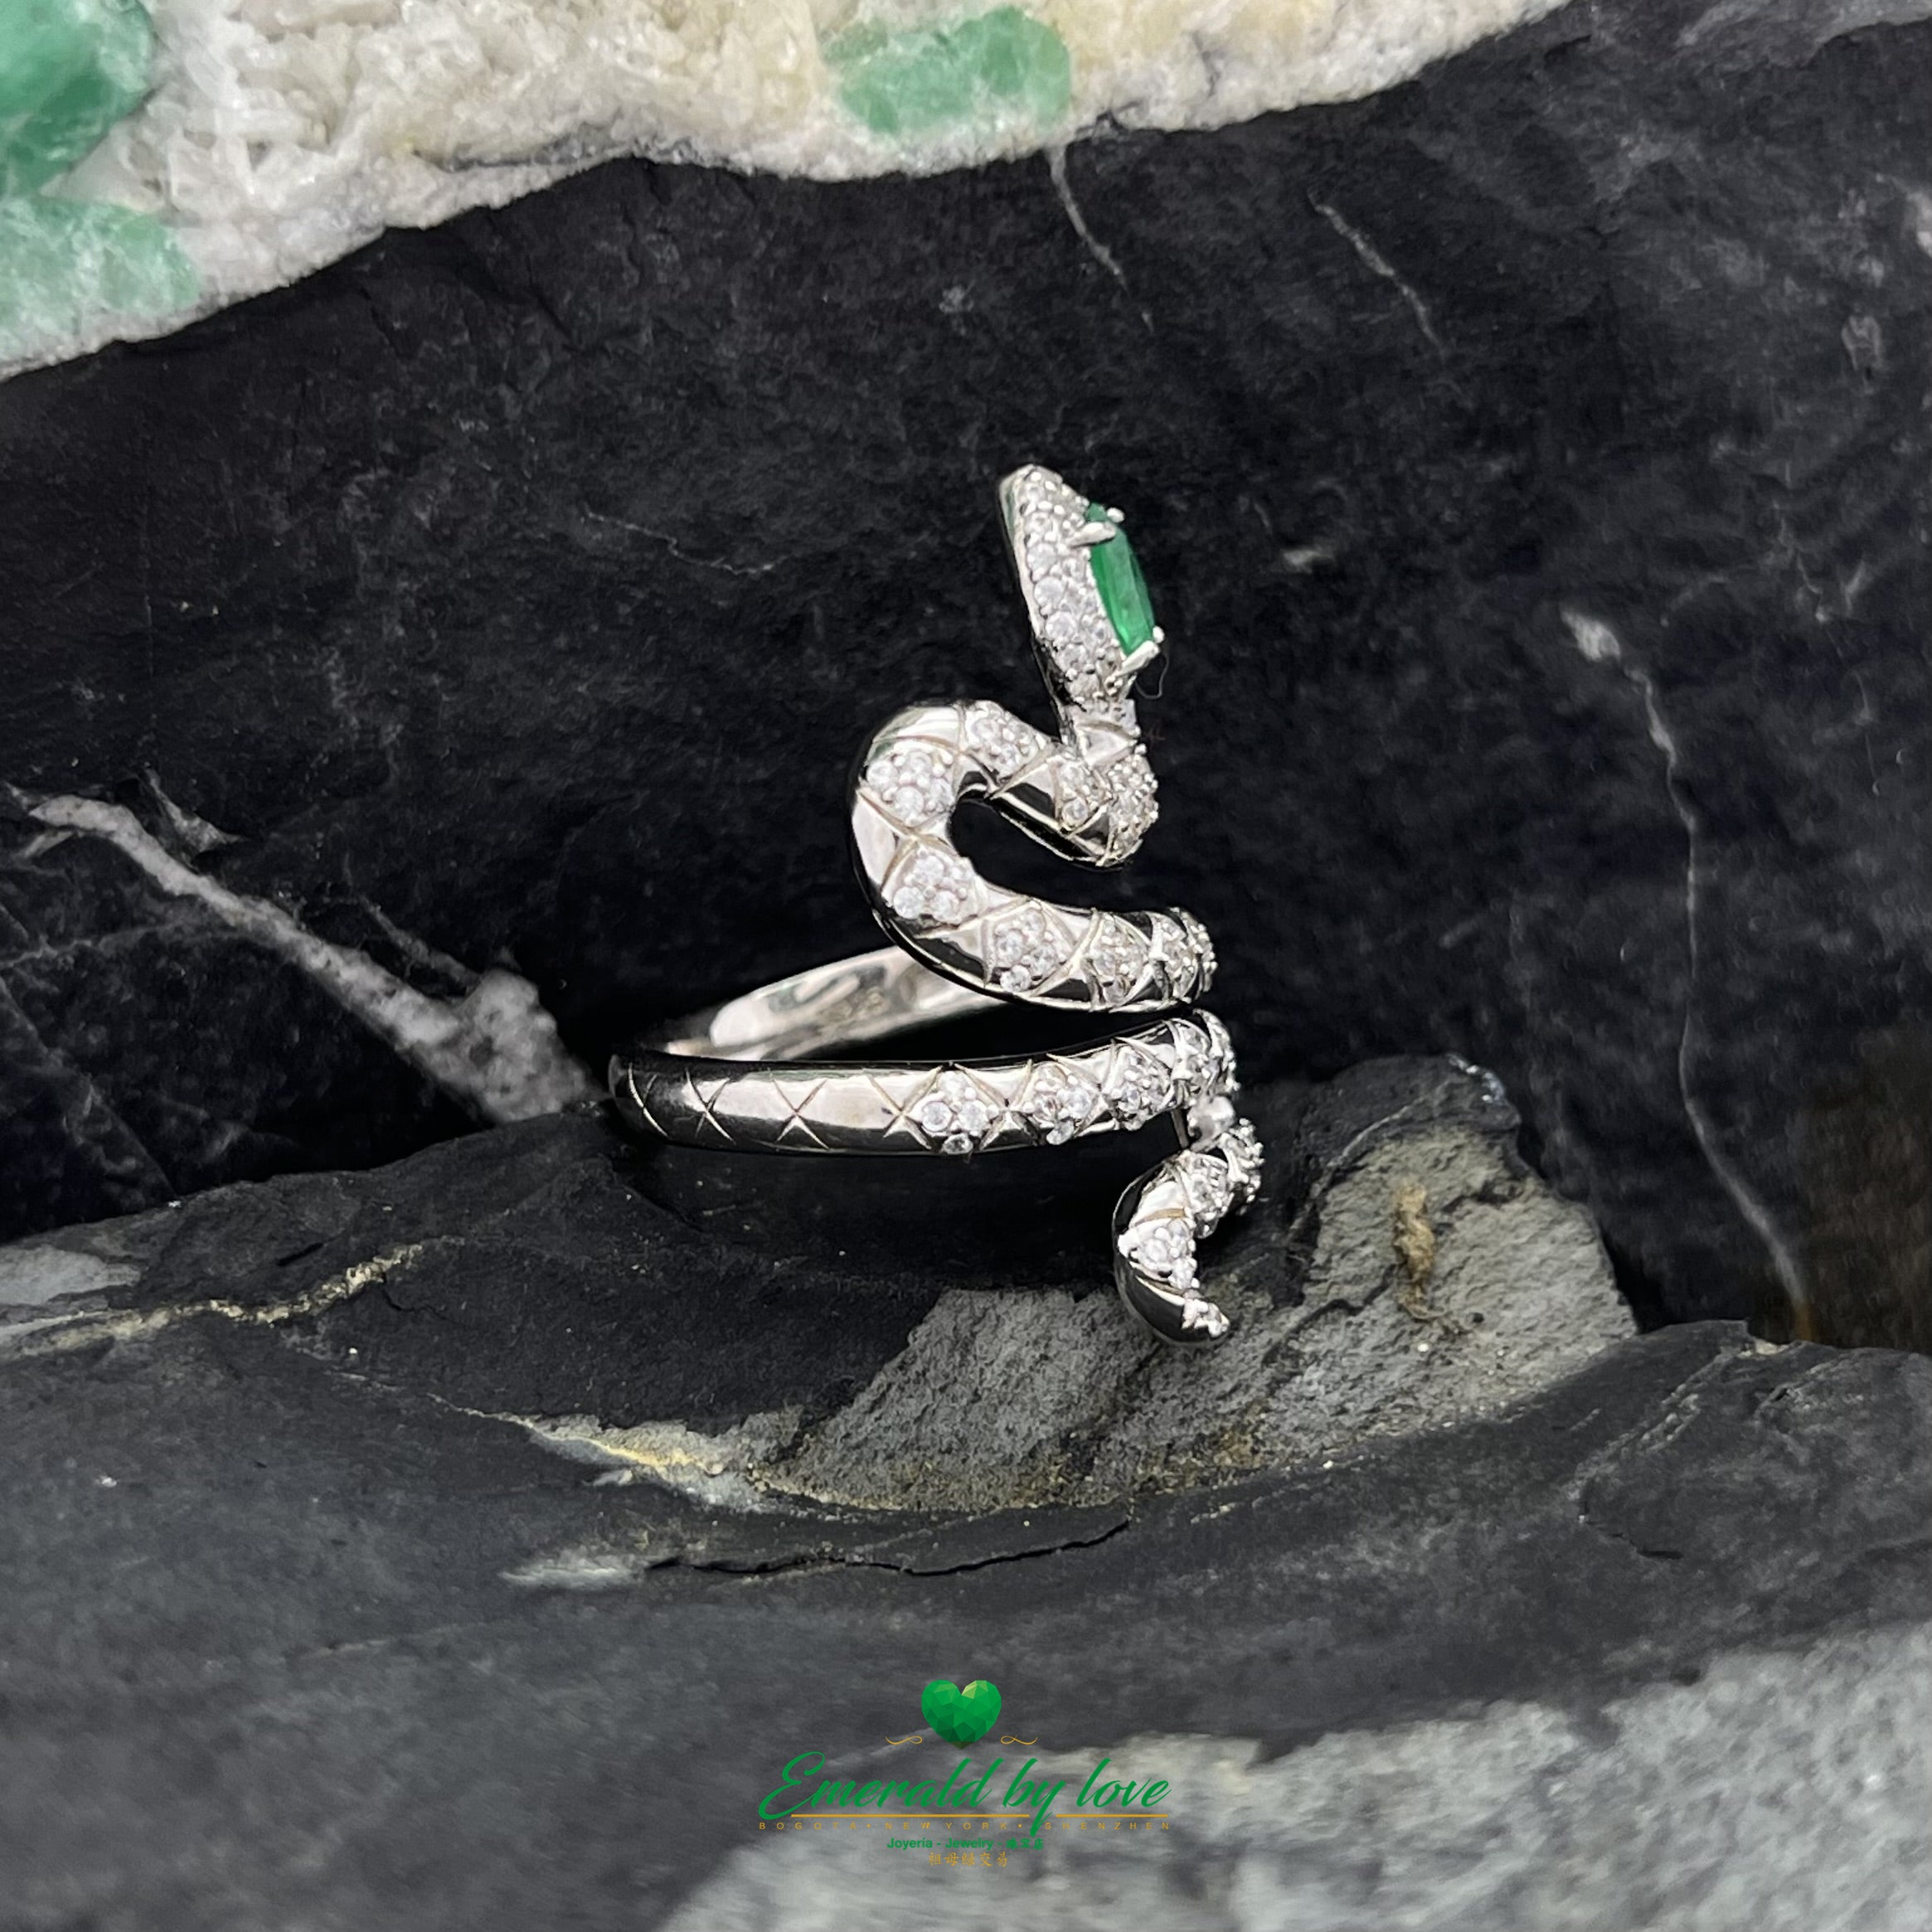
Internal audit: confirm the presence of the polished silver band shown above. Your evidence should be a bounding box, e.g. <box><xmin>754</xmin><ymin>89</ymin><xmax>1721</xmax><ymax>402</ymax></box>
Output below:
<box><xmin>612</xmin><ymin>945</ymin><xmax>1235</xmax><ymax>1157</ymax></box>
<box><xmin>608</xmin><ymin>464</ymin><xmax>1264</xmax><ymax>1345</ymax></box>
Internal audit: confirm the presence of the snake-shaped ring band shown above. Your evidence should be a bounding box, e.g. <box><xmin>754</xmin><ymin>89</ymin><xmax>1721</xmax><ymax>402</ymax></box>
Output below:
<box><xmin>609</xmin><ymin>464</ymin><xmax>1263</xmax><ymax>1345</ymax></box>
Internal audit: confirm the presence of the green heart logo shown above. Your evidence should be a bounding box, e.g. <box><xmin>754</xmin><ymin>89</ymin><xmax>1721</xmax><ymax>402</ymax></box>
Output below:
<box><xmin>921</xmin><ymin>1677</ymin><xmax>1002</xmax><ymax>1745</ymax></box>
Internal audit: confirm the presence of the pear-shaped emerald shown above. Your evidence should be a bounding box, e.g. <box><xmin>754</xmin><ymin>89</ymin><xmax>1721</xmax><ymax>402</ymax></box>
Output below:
<box><xmin>1084</xmin><ymin>501</ymin><xmax>1157</xmax><ymax>656</ymax></box>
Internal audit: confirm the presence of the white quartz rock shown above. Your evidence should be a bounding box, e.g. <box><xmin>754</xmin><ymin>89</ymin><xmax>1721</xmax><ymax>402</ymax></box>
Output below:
<box><xmin>20</xmin><ymin>0</ymin><xmax>1566</xmax><ymax>376</ymax></box>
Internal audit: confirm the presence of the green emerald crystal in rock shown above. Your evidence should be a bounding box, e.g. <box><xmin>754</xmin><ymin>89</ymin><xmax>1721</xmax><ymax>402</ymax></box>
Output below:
<box><xmin>0</xmin><ymin>197</ymin><xmax>197</xmax><ymax>360</ymax></box>
<box><xmin>0</xmin><ymin>0</ymin><xmax>154</xmax><ymax>198</ymax></box>
<box><xmin>1084</xmin><ymin>501</ymin><xmax>1157</xmax><ymax>656</ymax></box>
<box><xmin>826</xmin><ymin>7</ymin><xmax>1071</xmax><ymax>139</ymax></box>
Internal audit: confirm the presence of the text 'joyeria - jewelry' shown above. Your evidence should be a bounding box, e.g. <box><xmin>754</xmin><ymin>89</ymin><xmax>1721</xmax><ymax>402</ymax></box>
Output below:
<box><xmin>609</xmin><ymin>464</ymin><xmax>1263</xmax><ymax>1344</ymax></box>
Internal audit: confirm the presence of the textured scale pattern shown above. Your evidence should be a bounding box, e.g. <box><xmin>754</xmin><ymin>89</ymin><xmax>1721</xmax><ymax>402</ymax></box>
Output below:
<box><xmin>847</xmin><ymin>465</ymin><xmax>1263</xmax><ymax>1342</ymax></box>
<box><xmin>615</xmin><ymin>465</ymin><xmax>1264</xmax><ymax>1344</ymax></box>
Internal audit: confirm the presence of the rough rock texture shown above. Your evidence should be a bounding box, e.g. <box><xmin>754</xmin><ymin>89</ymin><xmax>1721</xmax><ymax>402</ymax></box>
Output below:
<box><xmin>6</xmin><ymin>0</ymin><xmax>1932</xmax><ymax>1350</ymax></box>
<box><xmin>0</xmin><ymin>1060</ymin><xmax>1633</xmax><ymax>1503</ymax></box>
<box><xmin>773</xmin><ymin>1059</ymin><xmax>1630</xmax><ymax>1509</ymax></box>
<box><xmin>23</xmin><ymin>0</ymin><xmax>1580</xmax><ymax>374</ymax></box>
<box><xmin>0</xmin><ymin>1094</ymin><xmax>1924</xmax><ymax>1925</ymax></box>
<box><xmin>667</xmin><ymin>1633</ymin><xmax>1932</xmax><ymax>1931</ymax></box>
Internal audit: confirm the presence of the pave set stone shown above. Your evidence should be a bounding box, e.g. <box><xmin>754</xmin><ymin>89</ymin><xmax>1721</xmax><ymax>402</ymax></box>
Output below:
<box><xmin>1104</xmin><ymin>1041</ymin><xmax>1173</xmax><ymax>1129</ymax></box>
<box><xmin>1167</xmin><ymin>1013</ymin><xmax>1226</xmax><ymax>1099</ymax></box>
<box><xmin>886</xmin><ymin>842</ymin><xmax>977</xmax><ymax>926</ymax></box>
<box><xmin>1177</xmin><ymin>1289</ymin><xmax>1231</xmax><ymax>1340</ymax></box>
<box><xmin>913</xmin><ymin>1070</ymin><xmax>999</xmax><ymax>1156</ymax></box>
<box><xmin>1108</xmin><ymin>1017</ymin><xmax>1255</xmax><ymax>1341</ymax></box>
<box><xmin>1117</xmin><ymin>1215</ymin><xmax>1198</xmax><ymax>1295</ymax></box>
<box><xmin>991</xmin><ymin>902</ymin><xmax>1070</xmax><ymax>993</ymax></box>
<box><xmin>1177</xmin><ymin>1153</ymin><xmax>1235</xmax><ymax>1224</ymax></box>
<box><xmin>1102</xmin><ymin>748</ymin><xmax>1159</xmax><ymax>850</ymax></box>
<box><xmin>962</xmin><ymin>702</ymin><xmax>1045</xmax><ymax>781</ymax></box>
<box><xmin>1177</xmin><ymin>911</ymin><xmax>1217</xmax><ymax>990</ymax></box>
<box><xmin>866</xmin><ymin>742</ymin><xmax>957</xmax><ymax>828</ymax></box>
<box><xmin>1172</xmin><ymin>1124</ymin><xmax>1261</xmax><ymax>1232</ymax></box>
<box><xmin>1055</xmin><ymin>756</ymin><xmax>1103</xmax><ymax>829</ymax></box>
<box><xmin>858</xmin><ymin>730</ymin><xmax>1211</xmax><ymax>1002</ymax></box>
<box><xmin>1218</xmin><ymin>1118</ymin><xmax>1265</xmax><ymax>1204</ymax></box>
<box><xmin>897</xmin><ymin>1016</ymin><xmax>1233</xmax><ymax>1156</ymax></box>
<box><xmin>1088</xmin><ymin>917</ymin><xmax>1149</xmax><ymax>1003</ymax></box>
<box><xmin>959</xmin><ymin>701</ymin><xmax>1139</xmax><ymax>849</ymax></box>
<box><xmin>1019</xmin><ymin>1061</ymin><xmax>1101</xmax><ymax>1143</ymax></box>
<box><xmin>1114</xmin><ymin>1208</ymin><xmax>1230</xmax><ymax>1341</ymax></box>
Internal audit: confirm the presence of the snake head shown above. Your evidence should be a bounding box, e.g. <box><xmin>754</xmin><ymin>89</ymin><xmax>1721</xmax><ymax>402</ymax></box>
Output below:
<box><xmin>999</xmin><ymin>464</ymin><xmax>1163</xmax><ymax>714</ymax></box>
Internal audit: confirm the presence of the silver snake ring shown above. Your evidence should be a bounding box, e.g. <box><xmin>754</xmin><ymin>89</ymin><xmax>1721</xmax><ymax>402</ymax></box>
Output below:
<box><xmin>609</xmin><ymin>464</ymin><xmax>1263</xmax><ymax>1345</ymax></box>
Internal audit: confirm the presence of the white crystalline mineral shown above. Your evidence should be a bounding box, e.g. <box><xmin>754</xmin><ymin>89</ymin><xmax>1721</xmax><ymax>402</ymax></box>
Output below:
<box><xmin>16</xmin><ymin>0</ymin><xmax>1569</xmax><ymax>376</ymax></box>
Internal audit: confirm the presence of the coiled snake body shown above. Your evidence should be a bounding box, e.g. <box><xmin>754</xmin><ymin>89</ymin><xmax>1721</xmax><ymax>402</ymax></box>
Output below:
<box><xmin>612</xmin><ymin>464</ymin><xmax>1262</xmax><ymax>1344</ymax></box>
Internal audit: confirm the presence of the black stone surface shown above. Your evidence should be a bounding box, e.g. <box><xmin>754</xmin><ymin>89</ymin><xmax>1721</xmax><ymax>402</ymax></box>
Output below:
<box><xmin>49</xmin><ymin>1075</ymin><xmax>1313</xmax><ymax>1431</ymax></box>
<box><xmin>4</xmin><ymin>1229</ymin><xmax>1928</xmax><ymax>1926</ymax></box>
<box><xmin>117</xmin><ymin>1107</ymin><xmax>1118</xmax><ymax>1430</ymax></box>
<box><xmin>7</xmin><ymin>1069</ymin><xmax>1926</xmax><ymax>1923</ymax></box>
<box><xmin>5</xmin><ymin>0</ymin><xmax>1932</xmax><ymax>1341</ymax></box>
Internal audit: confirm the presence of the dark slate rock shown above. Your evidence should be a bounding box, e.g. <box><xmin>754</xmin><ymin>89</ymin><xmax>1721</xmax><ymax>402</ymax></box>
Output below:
<box><xmin>1</xmin><ymin>1215</ymin><xmax>1926</xmax><ymax>1925</ymax></box>
<box><xmin>4</xmin><ymin>0</ymin><xmax>1932</xmax><ymax>1350</ymax></box>
<box><xmin>1278</xmin><ymin>1053</ymin><xmax>1521</xmax><ymax>1273</ymax></box>
<box><xmin>118</xmin><ymin>1109</ymin><xmax>964</xmax><ymax>1430</ymax></box>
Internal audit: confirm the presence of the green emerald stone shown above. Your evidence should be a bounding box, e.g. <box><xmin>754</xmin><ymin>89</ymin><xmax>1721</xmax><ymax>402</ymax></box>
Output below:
<box><xmin>1084</xmin><ymin>501</ymin><xmax>1157</xmax><ymax>656</ymax></box>
<box><xmin>0</xmin><ymin>195</ymin><xmax>197</xmax><ymax>362</ymax></box>
<box><xmin>0</xmin><ymin>0</ymin><xmax>154</xmax><ymax>198</ymax></box>
<box><xmin>825</xmin><ymin>7</ymin><xmax>1072</xmax><ymax>139</ymax></box>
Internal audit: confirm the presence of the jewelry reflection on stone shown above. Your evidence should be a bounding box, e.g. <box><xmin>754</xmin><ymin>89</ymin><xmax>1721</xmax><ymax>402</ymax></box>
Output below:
<box><xmin>609</xmin><ymin>464</ymin><xmax>1263</xmax><ymax>1345</ymax></box>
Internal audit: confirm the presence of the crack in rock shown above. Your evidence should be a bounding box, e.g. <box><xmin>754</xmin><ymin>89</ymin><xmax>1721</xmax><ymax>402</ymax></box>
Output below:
<box><xmin>1047</xmin><ymin>146</ymin><xmax>1152</xmax><ymax>331</ymax></box>
<box><xmin>1310</xmin><ymin>193</ymin><xmax>1450</xmax><ymax>359</ymax></box>
<box><xmin>1560</xmin><ymin>608</ymin><xmax>1810</xmax><ymax>1321</ymax></box>
<box><xmin>502</xmin><ymin>1504</ymin><xmax>1131</xmax><ymax>1590</ymax></box>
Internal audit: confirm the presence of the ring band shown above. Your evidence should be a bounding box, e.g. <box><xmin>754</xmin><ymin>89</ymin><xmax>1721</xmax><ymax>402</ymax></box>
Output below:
<box><xmin>609</xmin><ymin>464</ymin><xmax>1263</xmax><ymax>1344</ymax></box>
<box><xmin>613</xmin><ymin>945</ymin><xmax>1235</xmax><ymax>1157</ymax></box>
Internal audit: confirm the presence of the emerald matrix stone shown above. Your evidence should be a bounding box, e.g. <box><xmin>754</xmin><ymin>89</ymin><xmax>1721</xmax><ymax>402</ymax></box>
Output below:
<box><xmin>1084</xmin><ymin>501</ymin><xmax>1158</xmax><ymax>656</ymax></box>
<box><xmin>0</xmin><ymin>2</ymin><xmax>197</xmax><ymax>365</ymax></box>
<box><xmin>0</xmin><ymin>0</ymin><xmax>154</xmax><ymax>198</ymax></box>
<box><xmin>826</xmin><ymin>7</ymin><xmax>1072</xmax><ymax>139</ymax></box>
<box><xmin>0</xmin><ymin>197</ymin><xmax>197</xmax><ymax>360</ymax></box>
